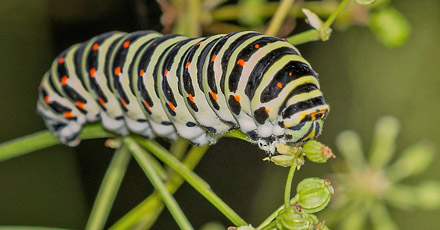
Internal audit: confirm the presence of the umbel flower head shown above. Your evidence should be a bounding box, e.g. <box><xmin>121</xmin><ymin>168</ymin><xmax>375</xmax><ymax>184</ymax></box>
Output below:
<box><xmin>326</xmin><ymin>116</ymin><xmax>440</xmax><ymax>230</ymax></box>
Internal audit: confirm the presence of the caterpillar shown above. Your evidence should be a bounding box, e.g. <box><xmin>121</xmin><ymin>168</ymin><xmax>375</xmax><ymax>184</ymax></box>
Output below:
<box><xmin>37</xmin><ymin>30</ymin><xmax>329</xmax><ymax>152</ymax></box>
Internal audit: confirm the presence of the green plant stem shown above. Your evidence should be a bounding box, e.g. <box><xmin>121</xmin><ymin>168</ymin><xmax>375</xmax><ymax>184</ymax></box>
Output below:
<box><xmin>284</xmin><ymin>162</ymin><xmax>298</xmax><ymax>209</ymax></box>
<box><xmin>0</xmin><ymin>227</ymin><xmax>70</xmax><ymax>230</ymax></box>
<box><xmin>324</xmin><ymin>0</ymin><xmax>351</xmax><ymax>28</ymax></box>
<box><xmin>124</xmin><ymin>137</ymin><xmax>193</xmax><ymax>230</ymax></box>
<box><xmin>109</xmin><ymin>144</ymin><xmax>209</xmax><ymax>230</ymax></box>
<box><xmin>260</xmin><ymin>221</ymin><xmax>277</xmax><ymax>230</ymax></box>
<box><xmin>188</xmin><ymin>0</ymin><xmax>201</xmax><ymax>37</ymax></box>
<box><xmin>0</xmin><ymin>123</ymin><xmax>111</xmax><ymax>162</ymax></box>
<box><xmin>257</xmin><ymin>196</ymin><xmax>299</xmax><ymax>229</ymax></box>
<box><xmin>134</xmin><ymin>137</ymin><xmax>247</xmax><ymax>227</ymax></box>
<box><xmin>210</xmin><ymin>2</ymin><xmax>337</xmax><ymax>22</ymax></box>
<box><xmin>170</xmin><ymin>138</ymin><xmax>190</xmax><ymax>158</ymax></box>
<box><xmin>224</xmin><ymin>129</ymin><xmax>248</xmax><ymax>141</ymax></box>
<box><xmin>286</xmin><ymin>0</ymin><xmax>351</xmax><ymax>45</ymax></box>
<box><xmin>287</xmin><ymin>29</ymin><xmax>321</xmax><ymax>45</ymax></box>
<box><xmin>265</xmin><ymin>0</ymin><xmax>296</xmax><ymax>36</ymax></box>
<box><xmin>85</xmin><ymin>144</ymin><xmax>131</xmax><ymax>230</ymax></box>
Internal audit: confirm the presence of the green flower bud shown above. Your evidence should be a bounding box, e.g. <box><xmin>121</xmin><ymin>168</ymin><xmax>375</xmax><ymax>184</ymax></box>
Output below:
<box><xmin>275</xmin><ymin>143</ymin><xmax>301</xmax><ymax>155</ymax></box>
<box><xmin>264</xmin><ymin>155</ymin><xmax>295</xmax><ymax>167</ymax></box>
<box><xmin>302</xmin><ymin>140</ymin><xmax>335</xmax><ymax>163</ymax></box>
<box><xmin>297</xmin><ymin>178</ymin><xmax>333</xmax><ymax>213</ymax></box>
<box><xmin>276</xmin><ymin>205</ymin><xmax>313</xmax><ymax>230</ymax></box>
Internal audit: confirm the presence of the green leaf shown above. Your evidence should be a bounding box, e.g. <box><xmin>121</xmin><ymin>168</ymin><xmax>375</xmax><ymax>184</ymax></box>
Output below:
<box><xmin>368</xmin><ymin>7</ymin><xmax>411</xmax><ymax>47</ymax></box>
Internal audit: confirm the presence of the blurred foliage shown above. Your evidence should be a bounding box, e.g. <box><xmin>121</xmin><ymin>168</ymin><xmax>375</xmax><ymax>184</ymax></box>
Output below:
<box><xmin>0</xmin><ymin>0</ymin><xmax>439</xmax><ymax>229</ymax></box>
<box><xmin>325</xmin><ymin>116</ymin><xmax>439</xmax><ymax>229</ymax></box>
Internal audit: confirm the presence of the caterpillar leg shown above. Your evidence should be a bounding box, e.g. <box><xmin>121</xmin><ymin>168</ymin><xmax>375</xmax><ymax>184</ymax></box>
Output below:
<box><xmin>124</xmin><ymin>116</ymin><xmax>154</xmax><ymax>138</ymax></box>
<box><xmin>99</xmin><ymin>112</ymin><xmax>129</xmax><ymax>136</ymax></box>
<box><xmin>189</xmin><ymin>132</ymin><xmax>219</xmax><ymax>146</ymax></box>
<box><xmin>149</xmin><ymin>121</ymin><xmax>178</xmax><ymax>141</ymax></box>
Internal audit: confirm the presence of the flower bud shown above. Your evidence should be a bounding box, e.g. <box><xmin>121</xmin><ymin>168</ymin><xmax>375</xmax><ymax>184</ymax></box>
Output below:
<box><xmin>297</xmin><ymin>178</ymin><xmax>333</xmax><ymax>213</ymax></box>
<box><xmin>302</xmin><ymin>140</ymin><xmax>335</xmax><ymax>163</ymax></box>
<box><xmin>276</xmin><ymin>205</ymin><xmax>313</xmax><ymax>230</ymax></box>
<box><xmin>264</xmin><ymin>155</ymin><xmax>295</xmax><ymax>167</ymax></box>
<box><xmin>275</xmin><ymin>143</ymin><xmax>300</xmax><ymax>155</ymax></box>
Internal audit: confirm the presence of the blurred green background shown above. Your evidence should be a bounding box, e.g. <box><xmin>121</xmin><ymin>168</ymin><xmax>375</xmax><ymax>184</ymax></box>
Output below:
<box><xmin>0</xmin><ymin>0</ymin><xmax>439</xmax><ymax>229</ymax></box>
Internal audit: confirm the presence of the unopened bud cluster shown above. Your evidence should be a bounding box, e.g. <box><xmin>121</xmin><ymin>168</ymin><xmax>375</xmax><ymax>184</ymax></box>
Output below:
<box><xmin>267</xmin><ymin>141</ymin><xmax>334</xmax><ymax>167</ymax></box>
<box><xmin>276</xmin><ymin>178</ymin><xmax>333</xmax><ymax>229</ymax></box>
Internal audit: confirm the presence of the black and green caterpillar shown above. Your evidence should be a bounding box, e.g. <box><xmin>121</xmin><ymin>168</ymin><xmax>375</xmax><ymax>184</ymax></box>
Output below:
<box><xmin>37</xmin><ymin>30</ymin><xmax>329</xmax><ymax>152</ymax></box>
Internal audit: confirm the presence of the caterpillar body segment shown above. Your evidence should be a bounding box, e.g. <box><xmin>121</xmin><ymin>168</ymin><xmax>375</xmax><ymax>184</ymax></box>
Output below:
<box><xmin>37</xmin><ymin>30</ymin><xmax>329</xmax><ymax>152</ymax></box>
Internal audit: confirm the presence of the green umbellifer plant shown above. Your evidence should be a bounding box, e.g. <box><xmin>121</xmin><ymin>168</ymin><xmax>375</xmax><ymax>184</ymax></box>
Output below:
<box><xmin>0</xmin><ymin>0</ymin><xmax>414</xmax><ymax>229</ymax></box>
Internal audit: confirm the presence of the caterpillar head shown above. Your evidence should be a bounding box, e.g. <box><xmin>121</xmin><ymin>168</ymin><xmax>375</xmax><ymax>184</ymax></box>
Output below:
<box><xmin>279</xmin><ymin>102</ymin><xmax>330</xmax><ymax>145</ymax></box>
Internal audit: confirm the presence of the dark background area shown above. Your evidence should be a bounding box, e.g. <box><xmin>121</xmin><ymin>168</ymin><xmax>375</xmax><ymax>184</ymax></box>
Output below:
<box><xmin>0</xmin><ymin>0</ymin><xmax>439</xmax><ymax>229</ymax></box>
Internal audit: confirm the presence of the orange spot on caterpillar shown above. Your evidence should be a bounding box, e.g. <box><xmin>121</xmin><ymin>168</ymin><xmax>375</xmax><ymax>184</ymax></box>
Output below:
<box><xmin>197</xmin><ymin>41</ymin><xmax>202</xmax><ymax>45</ymax></box>
<box><xmin>143</xmin><ymin>101</ymin><xmax>151</xmax><ymax>109</ymax></box>
<box><xmin>164</xmin><ymin>69</ymin><xmax>169</xmax><ymax>76</ymax></box>
<box><xmin>58</xmin><ymin>58</ymin><xmax>64</xmax><ymax>64</ymax></box>
<box><xmin>188</xmin><ymin>94</ymin><xmax>194</xmax><ymax>102</ymax></box>
<box><xmin>98</xmin><ymin>98</ymin><xmax>106</xmax><ymax>106</ymax></box>
<box><xmin>44</xmin><ymin>96</ymin><xmax>50</xmax><ymax>104</ymax></box>
<box><xmin>211</xmin><ymin>54</ymin><xmax>216</xmax><ymax>62</ymax></box>
<box><xmin>153</xmin><ymin>43</ymin><xmax>157</xmax><ymax>46</ymax></box>
<box><xmin>277</xmin><ymin>82</ymin><xmax>283</xmax><ymax>88</ymax></box>
<box><xmin>123</xmin><ymin>41</ymin><xmax>130</xmax><ymax>48</ymax></box>
<box><xmin>168</xmin><ymin>102</ymin><xmax>175</xmax><ymax>111</ymax></box>
<box><xmin>254</xmin><ymin>44</ymin><xmax>260</xmax><ymax>48</ymax></box>
<box><xmin>140</xmin><ymin>69</ymin><xmax>145</xmax><ymax>76</ymax></box>
<box><xmin>234</xmin><ymin>94</ymin><xmax>240</xmax><ymax>103</ymax></box>
<box><xmin>76</xmin><ymin>101</ymin><xmax>85</xmax><ymax>110</ymax></box>
<box><xmin>210</xmin><ymin>91</ymin><xmax>218</xmax><ymax>101</ymax></box>
<box><xmin>89</xmin><ymin>68</ymin><xmax>97</xmax><ymax>77</ymax></box>
<box><xmin>61</xmin><ymin>76</ymin><xmax>68</xmax><ymax>85</ymax></box>
<box><xmin>237</xmin><ymin>59</ymin><xmax>245</xmax><ymax>66</ymax></box>
<box><xmin>92</xmin><ymin>43</ymin><xmax>99</xmax><ymax>51</ymax></box>
<box><xmin>289</xmin><ymin>72</ymin><xmax>292</xmax><ymax>76</ymax></box>
<box><xmin>186</xmin><ymin>62</ymin><xmax>191</xmax><ymax>68</ymax></box>
<box><xmin>64</xmin><ymin>111</ymin><xmax>74</xmax><ymax>119</ymax></box>
<box><xmin>114</xmin><ymin>67</ymin><xmax>121</xmax><ymax>75</ymax></box>
<box><xmin>265</xmin><ymin>108</ymin><xmax>270</xmax><ymax>114</ymax></box>
<box><xmin>120</xmin><ymin>98</ymin><xmax>127</xmax><ymax>107</ymax></box>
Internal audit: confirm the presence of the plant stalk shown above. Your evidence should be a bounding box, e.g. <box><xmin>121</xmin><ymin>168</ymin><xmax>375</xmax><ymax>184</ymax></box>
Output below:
<box><xmin>124</xmin><ymin>137</ymin><xmax>193</xmax><ymax>230</ymax></box>
<box><xmin>85</xmin><ymin>144</ymin><xmax>131</xmax><ymax>230</ymax></box>
<box><xmin>265</xmin><ymin>0</ymin><xmax>296</xmax><ymax>36</ymax></box>
<box><xmin>135</xmin><ymin>137</ymin><xmax>247</xmax><ymax>227</ymax></box>
<box><xmin>109</xmin><ymin>144</ymin><xmax>209</xmax><ymax>230</ymax></box>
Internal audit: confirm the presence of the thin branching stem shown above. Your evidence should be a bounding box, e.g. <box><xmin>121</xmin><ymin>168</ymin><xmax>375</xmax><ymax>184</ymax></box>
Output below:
<box><xmin>134</xmin><ymin>137</ymin><xmax>248</xmax><ymax>227</ymax></box>
<box><xmin>257</xmin><ymin>196</ymin><xmax>299</xmax><ymax>229</ymax></box>
<box><xmin>109</xmin><ymin>144</ymin><xmax>209</xmax><ymax>230</ymax></box>
<box><xmin>124</xmin><ymin>137</ymin><xmax>194</xmax><ymax>230</ymax></box>
<box><xmin>0</xmin><ymin>123</ymin><xmax>111</xmax><ymax>162</ymax></box>
<box><xmin>287</xmin><ymin>0</ymin><xmax>351</xmax><ymax>45</ymax></box>
<box><xmin>284</xmin><ymin>162</ymin><xmax>298</xmax><ymax>209</ymax></box>
<box><xmin>265</xmin><ymin>0</ymin><xmax>296</xmax><ymax>36</ymax></box>
<box><xmin>85</xmin><ymin>144</ymin><xmax>131</xmax><ymax>230</ymax></box>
